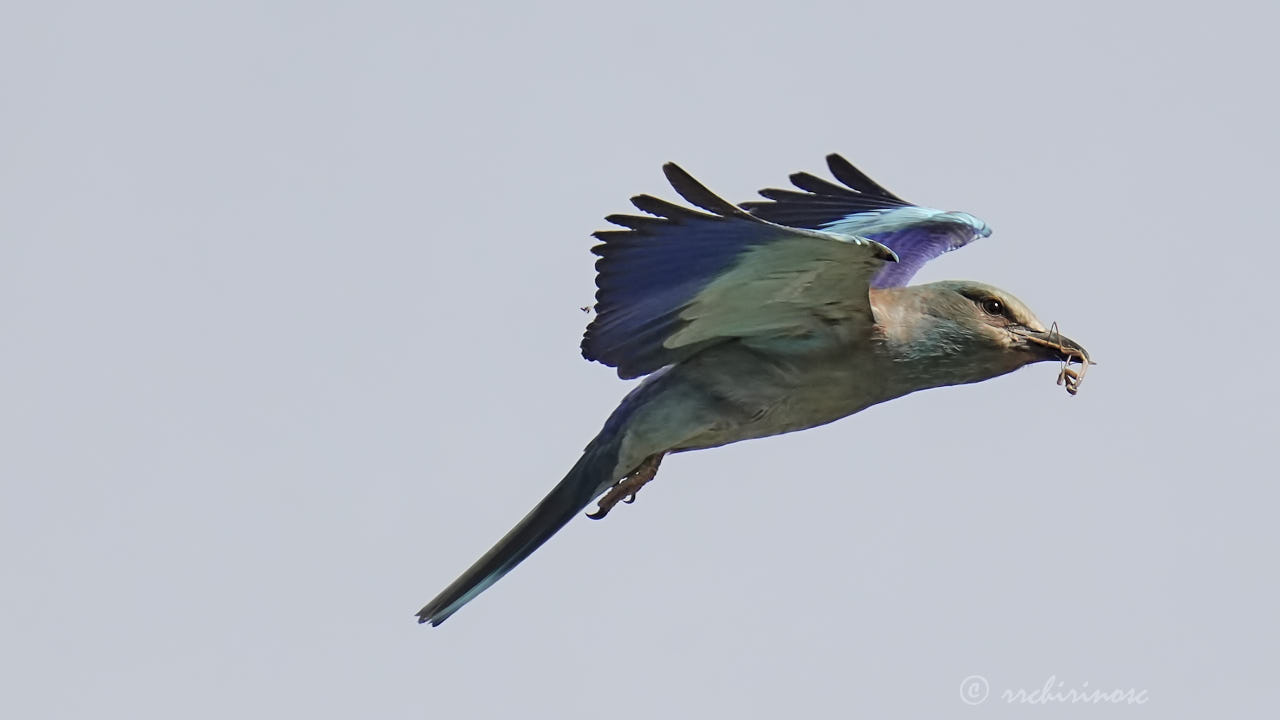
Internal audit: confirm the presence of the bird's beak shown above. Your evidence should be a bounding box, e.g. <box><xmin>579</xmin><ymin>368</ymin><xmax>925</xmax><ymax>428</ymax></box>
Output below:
<box><xmin>1017</xmin><ymin>326</ymin><xmax>1091</xmax><ymax>364</ymax></box>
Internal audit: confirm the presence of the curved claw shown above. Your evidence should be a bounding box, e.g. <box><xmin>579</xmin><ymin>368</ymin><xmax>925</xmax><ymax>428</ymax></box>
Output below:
<box><xmin>584</xmin><ymin>453</ymin><xmax>665</xmax><ymax>520</ymax></box>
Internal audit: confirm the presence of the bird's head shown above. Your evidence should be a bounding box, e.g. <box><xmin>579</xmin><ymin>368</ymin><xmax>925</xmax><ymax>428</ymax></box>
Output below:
<box><xmin>874</xmin><ymin>280</ymin><xmax>1091</xmax><ymax>391</ymax></box>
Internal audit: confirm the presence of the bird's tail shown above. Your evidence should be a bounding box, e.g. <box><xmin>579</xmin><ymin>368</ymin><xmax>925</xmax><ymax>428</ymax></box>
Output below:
<box><xmin>416</xmin><ymin>436</ymin><xmax>621</xmax><ymax>626</ymax></box>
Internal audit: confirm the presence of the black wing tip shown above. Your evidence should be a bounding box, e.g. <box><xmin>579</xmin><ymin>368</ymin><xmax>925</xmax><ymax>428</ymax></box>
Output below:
<box><xmin>825</xmin><ymin>153</ymin><xmax>859</xmax><ymax>179</ymax></box>
<box><xmin>630</xmin><ymin>192</ymin><xmax>714</xmax><ymax>221</ymax></box>
<box><xmin>661</xmin><ymin>162</ymin><xmax>745</xmax><ymax>218</ymax></box>
<box><xmin>824</xmin><ymin>153</ymin><xmax>909</xmax><ymax>204</ymax></box>
<box><xmin>659</xmin><ymin>161</ymin><xmax>691</xmax><ymax>193</ymax></box>
<box><xmin>593</xmin><ymin>158</ymin><xmax>794</xmax><ymax>250</ymax></box>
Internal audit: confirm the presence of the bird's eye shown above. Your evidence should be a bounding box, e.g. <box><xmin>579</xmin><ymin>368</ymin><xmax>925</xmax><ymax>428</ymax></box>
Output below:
<box><xmin>981</xmin><ymin>298</ymin><xmax>1005</xmax><ymax>317</ymax></box>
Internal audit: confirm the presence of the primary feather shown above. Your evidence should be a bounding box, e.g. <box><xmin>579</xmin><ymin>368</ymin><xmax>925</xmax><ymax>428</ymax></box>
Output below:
<box><xmin>583</xmin><ymin>162</ymin><xmax>896</xmax><ymax>379</ymax></box>
<box><xmin>742</xmin><ymin>154</ymin><xmax>991</xmax><ymax>288</ymax></box>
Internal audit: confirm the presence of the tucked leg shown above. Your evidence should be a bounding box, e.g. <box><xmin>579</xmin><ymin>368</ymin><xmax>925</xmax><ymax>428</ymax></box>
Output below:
<box><xmin>586</xmin><ymin>453</ymin><xmax>665</xmax><ymax>520</ymax></box>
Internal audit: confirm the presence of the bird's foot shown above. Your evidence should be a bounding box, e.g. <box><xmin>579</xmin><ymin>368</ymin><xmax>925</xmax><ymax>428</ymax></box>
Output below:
<box><xmin>586</xmin><ymin>453</ymin><xmax>664</xmax><ymax>520</ymax></box>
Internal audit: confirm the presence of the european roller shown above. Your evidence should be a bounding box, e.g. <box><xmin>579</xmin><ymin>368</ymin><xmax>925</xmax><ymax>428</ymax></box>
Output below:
<box><xmin>417</xmin><ymin>155</ymin><xmax>1090</xmax><ymax>626</ymax></box>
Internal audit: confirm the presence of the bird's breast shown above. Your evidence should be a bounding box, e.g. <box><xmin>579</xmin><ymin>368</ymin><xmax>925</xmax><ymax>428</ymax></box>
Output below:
<box><xmin>676</xmin><ymin>343</ymin><xmax>892</xmax><ymax>450</ymax></box>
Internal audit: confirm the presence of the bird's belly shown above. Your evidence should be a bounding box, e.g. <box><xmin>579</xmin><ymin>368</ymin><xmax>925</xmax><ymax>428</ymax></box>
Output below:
<box><xmin>675</xmin><ymin>359</ymin><xmax>886</xmax><ymax>452</ymax></box>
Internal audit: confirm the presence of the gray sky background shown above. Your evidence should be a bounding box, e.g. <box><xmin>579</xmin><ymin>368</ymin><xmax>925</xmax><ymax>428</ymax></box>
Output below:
<box><xmin>3</xmin><ymin>1</ymin><xmax>1277</xmax><ymax>717</ymax></box>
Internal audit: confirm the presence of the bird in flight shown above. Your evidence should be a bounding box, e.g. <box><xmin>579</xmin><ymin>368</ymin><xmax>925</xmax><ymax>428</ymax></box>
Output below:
<box><xmin>417</xmin><ymin>155</ymin><xmax>1090</xmax><ymax>626</ymax></box>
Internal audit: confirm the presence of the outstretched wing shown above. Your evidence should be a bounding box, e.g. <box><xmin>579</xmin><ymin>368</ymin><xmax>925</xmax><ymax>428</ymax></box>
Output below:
<box><xmin>741</xmin><ymin>154</ymin><xmax>991</xmax><ymax>288</ymax></box>
<box><xmin>582</xmin><ymin>163</ymin><xmax>898</xmax><ymax>379</ymax></box>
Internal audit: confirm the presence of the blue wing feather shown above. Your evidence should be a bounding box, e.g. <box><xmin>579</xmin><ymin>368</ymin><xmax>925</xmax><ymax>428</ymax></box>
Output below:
<box><xmin>742</xmin><ymin>154</ymin><xmax>990</xmax><ymax>288</ymax></box>
<box><xmin>585</xmin><ymin>196</ymin><xmax>788</xmax><ymax>378</ymax></box>
<box><xmin>583</xmin><ymin>163</ymin><xmax>895</xmax><ymax>379</ymax></box>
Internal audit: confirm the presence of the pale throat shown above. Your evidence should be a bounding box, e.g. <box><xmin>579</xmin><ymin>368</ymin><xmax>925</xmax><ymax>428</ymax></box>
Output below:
<box><xmin>869</xmin><ymin>290</ymin><xmax>1015</xmax><ymax>393</ymax></box>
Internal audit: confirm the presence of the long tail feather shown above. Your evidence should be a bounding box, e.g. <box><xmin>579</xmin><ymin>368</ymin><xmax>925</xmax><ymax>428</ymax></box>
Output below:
<box><xmin>416</xmin><ymin>439</ymin><xmax>619</xmax><ymax>626</ymax></box>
